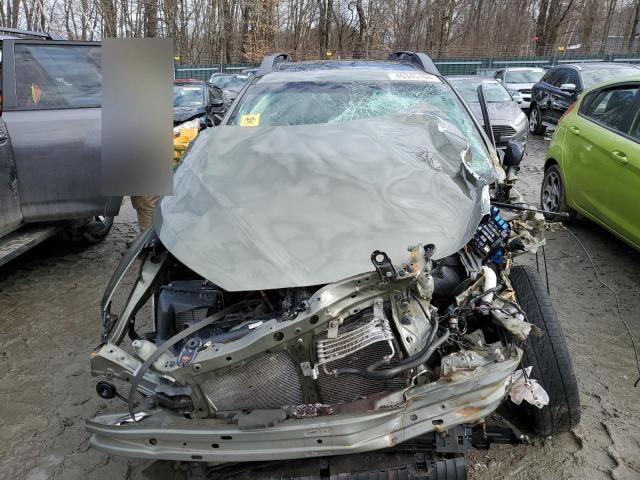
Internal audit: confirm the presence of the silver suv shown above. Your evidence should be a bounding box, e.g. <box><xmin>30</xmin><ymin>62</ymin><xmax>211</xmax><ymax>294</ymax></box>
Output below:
<box><xmin>494</xmin><ymin>67</ymin><xmax>545</xmax><ymax>111</ymax></box>
<box><xmin>0</xmin><ymin>28</ymin><xmax>120</xmax><ymax>266</ymax></box>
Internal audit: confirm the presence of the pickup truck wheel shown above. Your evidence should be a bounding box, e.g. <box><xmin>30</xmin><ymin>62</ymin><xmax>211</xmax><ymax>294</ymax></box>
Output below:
<box><xmin>528</xmin><ymin>105</ymin><xmax>546</xmax><ymax>135</ymax></box>
<box><xmin>541</xmin><ymin>164</ymin><xmax>576</xmax><ymax>222</ymax></box>
<box><xmin>510</xmin><ymin>264</ymin><xmax>581</xmax><ymax>436</ymax></box>
<box><xmin>62</xmin><ymin>216</ymin><xmax>114</xmax><ymax>244</ymax></box>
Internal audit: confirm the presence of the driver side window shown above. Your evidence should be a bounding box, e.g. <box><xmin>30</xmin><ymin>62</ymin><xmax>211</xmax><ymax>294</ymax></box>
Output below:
<box><xmin>566</xmin><ymin>70</ymin><xmax>579</xmax><ymax>88</ymax></box>
<box><xmin>552</xmin><ymin>69</ymin><xmax>570</xmax><ymax>87</ymax></box>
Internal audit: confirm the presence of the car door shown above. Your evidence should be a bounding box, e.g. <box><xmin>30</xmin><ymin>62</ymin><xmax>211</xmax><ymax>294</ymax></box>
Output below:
<box><xmin>546</xmin><ymin>68</ymin><xmax>573</xmax><ymax>125</ymax></box>
<box><xmin>563</xmin><ymin>82</ymin><xmax>640</xmax><ymax>244</ymax></box>
<box><xmin>534</xmin><ymin>69</ymin><xmax>558</xmax><ymax>123</ymax></box>
<box><xmin>620</xmin><ymin>98</ymin><xmax>640</xmax><ymax>247</ymax></box>
<box><xmin>0</xmin><ymin>116</ymin><xmax>23</xmax><ymax>237</ymax></box>
<box><xmin>1</xmin><ymin>39</ymin><xmax>115</xmax><ymax>223</ymax></box>
<box><xmin>0</xmin><ymin>43</ymin><xmax>25</xmax><ymax>237</ymax></box>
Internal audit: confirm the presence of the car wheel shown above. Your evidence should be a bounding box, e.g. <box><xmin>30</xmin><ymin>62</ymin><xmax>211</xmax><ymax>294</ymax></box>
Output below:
<box><xmin>61</xmin><ymin>216</ymin><xmax>115</xmax><ymax>244</ymax></box>
<box><xmin>528</xmin><ymin>105</ymin><xmax>546</xmax><ymax>135</ymax></box>
<box><xmin>510</xmin><ymin>265</ymin><xmax>581</xmax><ymax>436</ymax></box>
<box><xmin>541</xmin><ymin>164</ymin><xmax>576</xmax><ymax>222</ymax></box>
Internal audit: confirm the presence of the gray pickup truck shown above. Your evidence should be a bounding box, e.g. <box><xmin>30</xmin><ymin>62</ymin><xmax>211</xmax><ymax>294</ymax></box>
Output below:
<box><xmin>0</xmin><ymin>28</ymin><xmax>120</xmax><ymax>266</ymax></box>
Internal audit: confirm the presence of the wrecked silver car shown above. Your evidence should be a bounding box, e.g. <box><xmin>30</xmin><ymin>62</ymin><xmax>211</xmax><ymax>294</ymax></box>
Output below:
<box><xmin>88</xmin><ymin>53</ymin><xmax>580</xmax><ymax>478</ymax></box>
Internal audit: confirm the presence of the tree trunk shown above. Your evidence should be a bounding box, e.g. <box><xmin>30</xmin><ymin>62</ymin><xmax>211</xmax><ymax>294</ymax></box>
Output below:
<box><xmin>627</xmin><ymin>0</ymin><xmax>640</xmax><ymax>50</ymax></box>
<box><xmin>240</xmin><ymin>1</ymin><xmax>253</xmax><ymax>62</ymax></box>
<box><xmin>144</xmin><ymin>0</ymin><xmax>158</xmax><ymax>37</ymax></box>
<box><xmin>316</xmin><ymin>0</ymin><xmax>331</xmax><ymax>57</ymax></box>
<box><xmin>600</xmin><ymin>0</ymin><xmax>617</xmax><ymax>53</ymax></box>
<box><xmin>354</xmin><ymin>0</ymin><xmax>367</xmax><ymax>58</ymax></box>
<box><xmin>102</xmin><ymin>0</ymin><xmax>117</xmax><ymax>37</ymax></box>
<box><xmin>535</xmin><ymin>0</ymin><xmax>550</xmax><ymax>55</ymax></box>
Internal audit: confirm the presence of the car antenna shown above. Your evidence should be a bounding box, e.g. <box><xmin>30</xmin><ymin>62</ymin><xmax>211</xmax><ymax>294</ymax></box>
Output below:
<box><xmin>491</xmin><ymin>201</ymin><xmax>570</xmax><ymax>218</ymax></box>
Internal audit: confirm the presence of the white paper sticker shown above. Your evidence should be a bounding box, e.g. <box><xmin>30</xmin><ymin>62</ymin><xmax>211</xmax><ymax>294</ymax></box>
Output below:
<box><xmin>387</xmin><ymin>72</ymin><xmax>440</xmax><ymax>82</ymax></box>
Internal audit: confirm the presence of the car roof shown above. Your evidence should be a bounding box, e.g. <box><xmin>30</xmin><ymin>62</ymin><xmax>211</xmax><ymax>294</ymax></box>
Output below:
<box><xmin>553</xmin><ymin>62</ymin><xmax>639</xmax><ymax>71</ymax></box>
<box><xmin>174</xmin><ymin>79</ymin><xmax>203</xmax><ymax>84</ymax></box>
<box><xmin>275</xmin><ymin>60</ymin><xmax>419</xmax><ymax>72</ymax></box>
<box><xmin>581</xmin><ymin>73</ymin><xmax>640</xmax><ymax>93</ymax></box>
<box><xmin>503</xmin><ymin>66</ymin><xmax>545</xmax><ymax>71</ymax></box>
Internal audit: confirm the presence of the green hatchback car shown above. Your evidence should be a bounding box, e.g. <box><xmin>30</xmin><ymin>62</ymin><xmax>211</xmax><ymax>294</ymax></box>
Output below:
<box><xmin>541</xmin><ymin>75</ymin><xmax>640</xmax><ymax>250</ymax></box>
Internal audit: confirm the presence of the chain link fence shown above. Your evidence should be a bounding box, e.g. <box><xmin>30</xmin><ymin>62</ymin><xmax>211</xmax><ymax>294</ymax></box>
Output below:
<box><xmin>174</xmin><ymin>63</ymin><xmax>257</xmax><ymax>81</ymax></box>
<box><xmin>174</xmin><ymin>52</ymin><xmax>640</xmax><ymax>80</ymax></box>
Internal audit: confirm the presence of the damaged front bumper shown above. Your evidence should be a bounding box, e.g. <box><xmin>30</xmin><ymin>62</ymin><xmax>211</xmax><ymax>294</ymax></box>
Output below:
<box><xmin>87</xmin><ymin>351</ymin><xmax>520</xmax><ymax>462</ymax></box>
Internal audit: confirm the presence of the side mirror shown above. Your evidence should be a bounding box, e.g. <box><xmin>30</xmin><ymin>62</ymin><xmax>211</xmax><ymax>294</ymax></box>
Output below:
<box><xmin>503</xmin><ymin>139</ymin><xmax>525</xmax><ymax>167</ymax></box>
<box><xmin>560</xmin><ymin>83</ymin><xmax>577</xmax><ymax>94</ymax></box>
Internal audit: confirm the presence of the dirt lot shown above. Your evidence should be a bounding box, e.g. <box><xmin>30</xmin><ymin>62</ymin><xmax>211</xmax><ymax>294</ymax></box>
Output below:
<box><xmin>1</xmin><ymin>136</ymin><xmax>639</xmax><ymax>480</ymax></box>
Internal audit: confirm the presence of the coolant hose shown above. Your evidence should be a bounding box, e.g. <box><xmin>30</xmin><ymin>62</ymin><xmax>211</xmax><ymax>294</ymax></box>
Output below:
<box><xmin>335</xmin><ymin>328</ymin><xmax>450</xmax><ymax>380</ymax></box>
<box><xmin>481</xmin><ymin>266</ymin><xmax>497</xmax><ymax>304</ymax></box>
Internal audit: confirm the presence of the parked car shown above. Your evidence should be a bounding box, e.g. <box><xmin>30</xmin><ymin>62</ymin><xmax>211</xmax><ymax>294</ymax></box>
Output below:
<box><xmin>541</xmin><ymin>75</ymin><xmax>640</xmax><ymax>250</ymax></box>
<box><xmin>475</xmin><ymin>67</ymin><xmax>498</xmax><ymax>78</ymax></box>
<box><xmin>207</xmin><ymin>72</ymin><xmax>250</xmax><ymax>104</ymax></box>
<box><xmin>447</xmin><ymin>75</ymin><xmax>528</xmax><ymax>150</ymax></box>
<box><xmin>529</xmin><ymin>62</ymin><xmax>639</xmax><ymax>134</ymax></box>
<box><xmin>88</xmin><ymin>52</ymin><xmax>579</xmax><ymax>478</ymax></box>
<box><xmin>493</xmin><ymin>66</ymin><xmax>545</xmax><ymax>110</ymax></box>
<box><xmin>0</xmin><ymin>28</ymin><xmax>120</xmax><ymax>266</ymax></box>
<box><xmin>173</xmin><ymin>79</ymin><xmax>226</xmax><ymax>127</ymax></box>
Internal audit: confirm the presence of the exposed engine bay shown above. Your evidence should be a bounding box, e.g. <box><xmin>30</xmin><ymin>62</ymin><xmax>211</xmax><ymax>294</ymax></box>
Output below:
<box><xmin>87</xmin><ymin>206</ymin><xmax>551</xmax><ymax>463</ymax></box>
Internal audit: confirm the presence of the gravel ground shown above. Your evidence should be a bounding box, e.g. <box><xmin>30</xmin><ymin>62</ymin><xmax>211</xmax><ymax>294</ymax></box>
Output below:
<box><xmin>1</xmin><ymin>135</ymin><xmax>639</xmax><ymax>480</ymax></box>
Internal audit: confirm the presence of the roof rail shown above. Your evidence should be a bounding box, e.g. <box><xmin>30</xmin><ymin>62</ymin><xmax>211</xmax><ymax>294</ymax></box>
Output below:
<box><xmin>387</xmin><ymin>51</ymin><xmax>440</xmax><ymax>76</ymax></box>
<box><xmin>256</xmin><ymin>53</ymin><xmax>290</xmax><ymax>77</ymax></box>
<box><xmin>0</xmin><ymin>27</ymin><xmax>63</xmax><ymax>40</ymax></box>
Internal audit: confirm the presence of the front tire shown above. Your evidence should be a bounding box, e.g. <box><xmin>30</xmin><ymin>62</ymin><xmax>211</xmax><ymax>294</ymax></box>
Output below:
<box><xmin>541</xmin><ymin>164</ymin><xmax>576</xmax><ymax>222</ymax></box>
<box><xmin>529</xmin><ymin>105</ymin><xmax>546</xmax><ymax>135</ymax></box>
<box><xmin>510</xmin><ymin>265</ymin><xmax>581</xmax><ymax>435</ymax></box>
<box><xmin>61</xmin><ymin>216</ymin><xmax>114</xmax><ymax>244</ymax></box>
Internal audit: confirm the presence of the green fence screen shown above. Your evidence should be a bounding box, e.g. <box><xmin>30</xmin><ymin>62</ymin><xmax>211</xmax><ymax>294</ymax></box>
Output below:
<box><xmin>174</xmin><ymin>53</ymin><xmax>640</xmax><ymax>79</ymax></box>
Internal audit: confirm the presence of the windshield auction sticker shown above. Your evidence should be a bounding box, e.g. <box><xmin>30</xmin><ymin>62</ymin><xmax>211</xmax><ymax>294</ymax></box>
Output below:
<box><xmin>240</xmin><ymin>114</ymin><xmax>261</xmax><ymax>127</ymax></box>
<box><xmin>388</xmin><ymin>72</ymin><xmax>440</xmax><ymax>82</ymax></box>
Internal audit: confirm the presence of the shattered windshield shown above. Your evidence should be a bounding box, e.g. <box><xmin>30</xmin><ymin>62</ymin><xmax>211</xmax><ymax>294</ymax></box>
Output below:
<box><xmin>227</xmin><ymin>75</ymin><xmax>493</xmax><ymax>175</ymax></box>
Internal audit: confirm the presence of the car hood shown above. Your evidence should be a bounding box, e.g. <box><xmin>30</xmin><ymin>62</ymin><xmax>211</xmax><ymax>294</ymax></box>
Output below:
<box><xmin>468</xmin><ymin>102</ymin><xmax>523</xmax><ymax>125</ymax></box>
<box><xmin>173</xmin><ymin>106</ymin><xmax>205</xmax><ymax>124</ymax></box>
<box><xmin>155</xmin><ymin>112</ymin><xmax>489</xmax><ymax>291</ymax></box>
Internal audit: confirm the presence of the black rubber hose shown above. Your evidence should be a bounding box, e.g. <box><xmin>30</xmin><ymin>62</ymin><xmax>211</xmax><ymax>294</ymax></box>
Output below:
<box><xmin>336</xmin><ymin>329</ymin><xmax>450</xmax><ymax>380</ymax></box>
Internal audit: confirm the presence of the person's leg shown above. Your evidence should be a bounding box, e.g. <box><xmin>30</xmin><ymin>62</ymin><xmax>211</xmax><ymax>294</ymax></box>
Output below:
<box><xmin>130</xmin><ymin>196</ymin><xmax>159</xmax><ymax>231</ymax></box>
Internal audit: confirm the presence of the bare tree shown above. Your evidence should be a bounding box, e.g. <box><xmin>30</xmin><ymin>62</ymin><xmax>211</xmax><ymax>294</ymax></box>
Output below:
<box><xmin>0</xmin><ymin>0</ymin><xmax>636</xmax><ymax>63</ymax></box>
